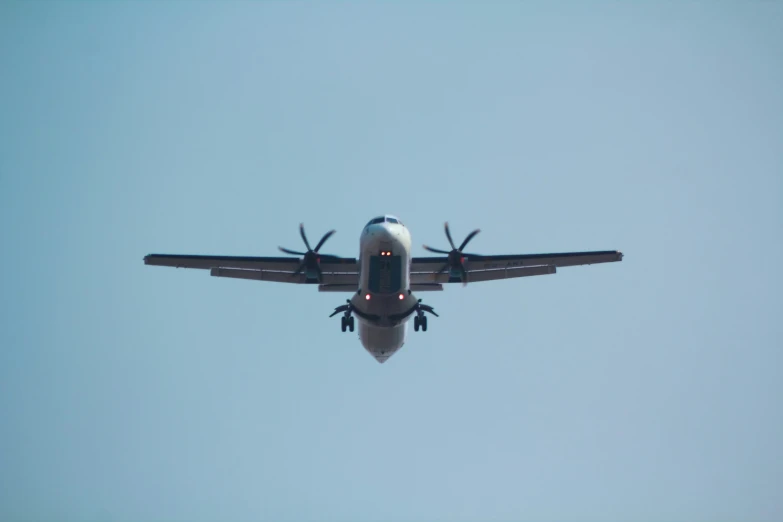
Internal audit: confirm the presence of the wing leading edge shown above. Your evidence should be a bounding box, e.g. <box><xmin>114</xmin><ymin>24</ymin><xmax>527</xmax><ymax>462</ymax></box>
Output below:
<box><xmin>144</xmin><ymin>254</ymin><xmax>358</xmax><ymax>272</ymax></box>
<box><xmin>144</xmin><ymin>254</ymin><xmax>360</xmax><ymax>286</ymax></box>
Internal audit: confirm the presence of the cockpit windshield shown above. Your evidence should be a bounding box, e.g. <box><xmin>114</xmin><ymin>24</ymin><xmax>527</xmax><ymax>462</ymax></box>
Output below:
<box><xmin>365</xmin><ymin>215</ymin><xmax>403</xmax><ymax>227</ymax></box>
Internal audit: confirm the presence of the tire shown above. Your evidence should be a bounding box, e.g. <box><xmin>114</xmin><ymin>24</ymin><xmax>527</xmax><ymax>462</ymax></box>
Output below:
<box><xmin>422</xmin><ymin>316</ymin><xmax>428</xmax><ymax>332</ymax></box>
<box><xmin>349</xmin><ymin>316</ymin><xmax>355</xmax><ymax>332</ymax></box>
<box><xmin>341</xmin><ymin>317</ymin><xmax>347</xmax><ymax>332</ymax></box>
<box><xmin>414</xmin><ymin>316</ymin><xmax>420</xmax><ymax>331</ymax></box>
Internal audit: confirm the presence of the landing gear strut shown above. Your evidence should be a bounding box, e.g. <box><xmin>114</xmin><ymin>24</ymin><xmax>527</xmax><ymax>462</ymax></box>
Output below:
<box><xmin>413</xmin><ymin>300</ymin><xmax>437</xmax><ymax>332</ymax></box>
<box><xmin>330</xmin><ymin>300</ymin><xmax>355</xmax><ymax>332</ymax></box>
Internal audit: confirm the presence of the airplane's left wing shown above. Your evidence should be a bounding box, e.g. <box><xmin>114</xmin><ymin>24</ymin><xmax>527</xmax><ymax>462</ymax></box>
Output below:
<box><xmin>144</xmin><ymin>254</ymin><xmax>359</xmax><ymax>285</ymax></box>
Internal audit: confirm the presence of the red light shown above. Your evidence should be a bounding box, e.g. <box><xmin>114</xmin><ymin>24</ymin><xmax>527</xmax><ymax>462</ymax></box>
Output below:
<box><xmin>365</xmin><ymin>294</ymin><xmax>371</xmax><ymax>300</ymax></box>
<box><xmin>399</xmin><ymin>293</ymin><xmax>404</xmax><ymax>300</ymax></box>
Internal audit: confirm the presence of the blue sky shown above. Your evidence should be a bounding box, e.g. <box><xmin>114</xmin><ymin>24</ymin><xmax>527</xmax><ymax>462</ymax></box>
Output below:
<box><xmin>1</xmin><ymin>2</ymin><xmax>781</xmax><ymax>521</ymax></box>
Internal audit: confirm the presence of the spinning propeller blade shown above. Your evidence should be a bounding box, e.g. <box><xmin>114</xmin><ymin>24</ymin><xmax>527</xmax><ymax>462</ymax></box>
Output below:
<box><xmin>278</xmin><ymin>223</ymin><xmax>340</xmax><ymax>283</ymax></box>
<box><xmin>422</xmin><ymin>222</ymin><xmax>482</xmax><ymax>286</ymax></box>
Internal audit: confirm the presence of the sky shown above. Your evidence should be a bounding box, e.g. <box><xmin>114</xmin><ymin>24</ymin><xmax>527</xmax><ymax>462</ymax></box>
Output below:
<box><xmin>1</xmin><ymin>2</ymin><xmax>781</xmax><ymax>521</ymax></box>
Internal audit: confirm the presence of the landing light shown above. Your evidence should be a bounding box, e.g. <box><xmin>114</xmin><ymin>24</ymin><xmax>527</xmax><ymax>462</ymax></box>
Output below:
<box><xmin>365</xmin><ymin>294</ymin><xmax>371</xmax><ymax>300</ymax></box>
<box><xmin>399</xmin><ymin>293</ymin><xmax>404</xmax><ymax>300</ymax></box>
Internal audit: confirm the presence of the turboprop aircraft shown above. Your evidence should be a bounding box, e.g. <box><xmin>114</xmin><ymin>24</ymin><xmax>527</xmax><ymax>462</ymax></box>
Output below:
<box><xmin>144</xmin><ymin>215</ymin><xmax>623</xmax><ymax>363</ymax></box>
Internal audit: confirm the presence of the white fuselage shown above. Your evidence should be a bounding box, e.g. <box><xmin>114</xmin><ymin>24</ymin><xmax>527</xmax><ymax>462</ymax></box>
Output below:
<box><xmin>349</xmin><ymin>217</ymin><xmax>419</xmax><ymax>363</ymax></box>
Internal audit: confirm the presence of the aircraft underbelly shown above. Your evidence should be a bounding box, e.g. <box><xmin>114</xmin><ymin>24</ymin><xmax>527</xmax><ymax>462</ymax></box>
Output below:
<box><xmin>358</xmin><ymin>323</ymin><xmax>406</xmax><ymax>363</ymax></box>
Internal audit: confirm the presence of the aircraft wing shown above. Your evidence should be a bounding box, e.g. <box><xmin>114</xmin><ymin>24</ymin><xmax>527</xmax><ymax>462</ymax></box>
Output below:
<box><xmin>144</xmin><ymin>254</ymin><xmax>359</xmax><ymax>285</ymax></box>
<box><xmin>410</xmin><ymin>264</ymin><xmax>557</xmax><ymax>284</ymax></box>
<box><xmin>410</xmin><ymin>250</ymin><xmax>622</xmax><ymax>284</ymax></box>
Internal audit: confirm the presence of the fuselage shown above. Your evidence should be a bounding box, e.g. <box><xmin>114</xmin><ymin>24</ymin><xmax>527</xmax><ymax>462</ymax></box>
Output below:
<box><xmin>349</xmin><ymin>215</ymin><xmax>419</xmax><ymax>363</ymax></box>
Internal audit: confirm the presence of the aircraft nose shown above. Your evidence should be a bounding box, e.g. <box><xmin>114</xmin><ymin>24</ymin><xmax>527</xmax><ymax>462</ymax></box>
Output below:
<box><xmin>367</xmin><ymin>224</ymin><xmax>395</xmax><ymax>242</ymax></box>
<box><xmin>378</xmin><ymin>224</ymin><xmax>394</xmax><ymax>236</ymax></box>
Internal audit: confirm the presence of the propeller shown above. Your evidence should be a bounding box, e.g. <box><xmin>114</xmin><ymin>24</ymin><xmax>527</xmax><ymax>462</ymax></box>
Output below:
<box><xmin>279</xmin><ymin>223</ymin><xmax>340</xmax><ymax>282</ymax></box>
<box><xmin>422</xmin><ymin>222</ymin><xmax>481</xmax><ymax>285</ymax></box>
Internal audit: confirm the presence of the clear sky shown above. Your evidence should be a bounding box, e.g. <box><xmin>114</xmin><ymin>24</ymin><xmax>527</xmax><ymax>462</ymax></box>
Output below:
<box><xmin>1</xmin><ymin>2</ymin><xmax>781</xmax><ymax>521</ymax></box>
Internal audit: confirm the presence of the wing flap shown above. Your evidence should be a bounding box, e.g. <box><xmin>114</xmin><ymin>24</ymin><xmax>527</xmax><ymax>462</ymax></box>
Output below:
<box><xmin>211</xmin><ymin>268</ymin><xmax>359</xmax><ymax>285</ymax></box>
<box><xmin>411</xmin><ymin>283</ymin><xmax>443</xmax><ymax>291</ymax></box>
<box><xmin>210</xmin><ymin>268</ymin><xmax>306</xmax><ymax>283</ymax></box>
<box><xmin>466</xmin><ymin>264</ymin><xmax>556</xmax><ymax>283</ymax></box>
<box><xmin>318</xmin><ymin>284</ymin><xmax>358</xmax><ymax>292</ymax></box>
<box><xmin>411</xmin><ymin>265</ymin><xmax>556</xmax><ymax>284</ymax></box>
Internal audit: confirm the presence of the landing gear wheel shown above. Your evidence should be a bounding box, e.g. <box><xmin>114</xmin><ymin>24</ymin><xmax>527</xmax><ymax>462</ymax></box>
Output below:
<box><xmin>421</xmin><ymin>316</ymin><xmax>428</xmax><ymax>332</ymax></box>
<box><xmin>341</xmin><ymin>317</ymin><xmax>347</xmax><ymax>332</ymax></box>
<box><xmin>414</xmin><ymin>315</ymin><xmax>420</xmax><ymax>331</ymax></box>
<box><xmin>348</xmin><ymin>316</ymin><xmax>355</xmax><ymax>332</ymax></box>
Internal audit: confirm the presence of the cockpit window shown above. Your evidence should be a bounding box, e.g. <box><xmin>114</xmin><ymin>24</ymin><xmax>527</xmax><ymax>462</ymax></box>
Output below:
<box><xmin>365</xmin><ymin>216</ymin><xmax>404</xmax><ymax>227</ymax></box>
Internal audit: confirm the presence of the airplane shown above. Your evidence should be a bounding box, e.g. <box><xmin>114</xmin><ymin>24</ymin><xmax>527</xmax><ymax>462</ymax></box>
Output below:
<box><xmin>144</xmin><ymin>215</ymin><xmax>623</xmax><ymax>363</ymax></box>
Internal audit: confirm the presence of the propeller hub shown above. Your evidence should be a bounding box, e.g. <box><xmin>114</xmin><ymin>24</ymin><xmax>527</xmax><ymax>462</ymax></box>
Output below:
<box><xmin>421</xmin><ymin>222</ymin><xmax>481</xmax><ymax>285</ymax></box>
<box><xmin>278</xmin><ymin>224</ymin><xmax>339</xmax><ymax>283</ymax></box>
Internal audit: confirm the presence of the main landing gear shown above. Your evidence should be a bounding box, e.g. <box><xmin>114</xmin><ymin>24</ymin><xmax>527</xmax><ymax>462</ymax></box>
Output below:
<box><xmin>330</xmin><ymin>298</ymin><xmax>438</xmax><ymax>333</ymax></box>
<box><xmin>341</xmin><ymin>315</ymin><xmax>355</xmax><ymax>332</ymax></box>
<box><xmin>413</xmin><ymin>314</ymin><xmax>427</xmax><ymax>332</ymax></box>
<box><xmin>413</xmin><ymin>300</ymin><xmax>438</xmax><ymax>332</ymax></box>
<box><xmin>330</xmin><ymin>300</ymin><xmax>355</xmax><ymax>332</ymax></box>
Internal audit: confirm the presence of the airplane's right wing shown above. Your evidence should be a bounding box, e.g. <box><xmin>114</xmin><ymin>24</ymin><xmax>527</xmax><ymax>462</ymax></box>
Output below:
<box><xmin>411</xmin><ymin>264</ymin><xmax>556</xmax><ymax>284</ymax></box>
<box><xmin>410</xmin><ymin>250</ymin><xmax>622</xmax><ymax>285</ymax></box>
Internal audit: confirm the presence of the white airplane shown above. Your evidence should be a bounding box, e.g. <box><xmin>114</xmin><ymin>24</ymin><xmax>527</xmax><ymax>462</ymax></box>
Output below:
<box><xmin>144</xmin><ymin>215</ymin><xmax>623</xmax><ymax>363</ymax></box>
